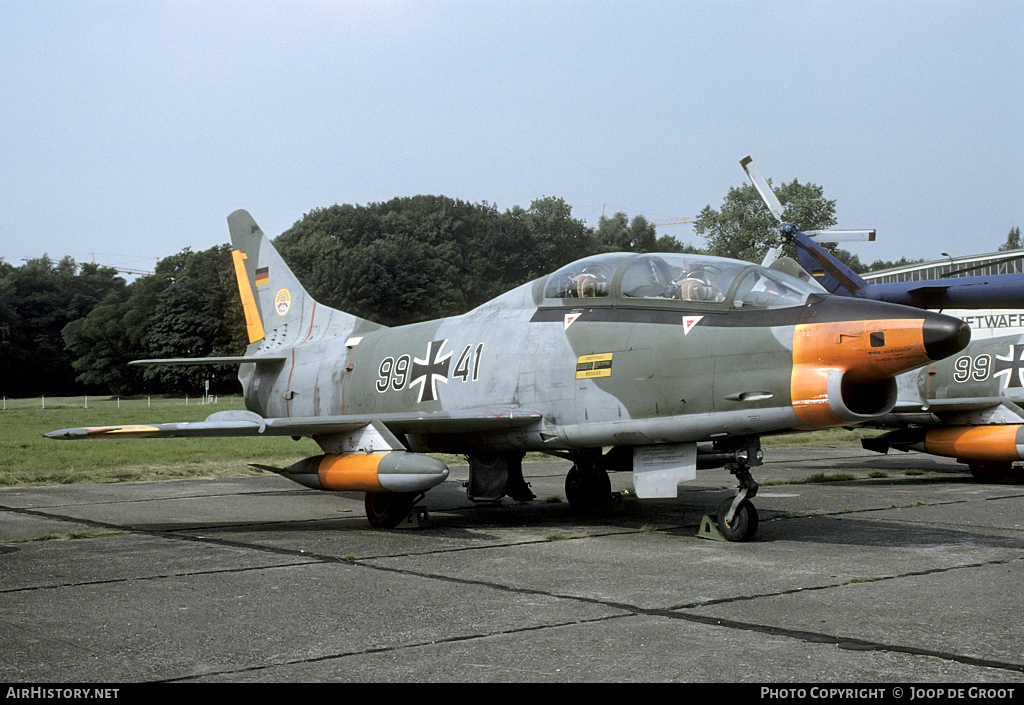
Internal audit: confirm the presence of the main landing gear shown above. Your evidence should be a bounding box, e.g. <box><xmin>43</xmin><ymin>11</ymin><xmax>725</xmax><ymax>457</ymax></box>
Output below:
<box><xmin>968</xmin><ymin>461</ymin><xmax>1015</xmax><ymax>483</ymax></box>
<box><xmin>364</xmin><ymin>491</ymin><xmax>419</xmax><ymax>529</ymax></box>
<box><xmin>564</xmin><ymin>456</ymin><xmax>612</xmax><ymax>513</ymax></box>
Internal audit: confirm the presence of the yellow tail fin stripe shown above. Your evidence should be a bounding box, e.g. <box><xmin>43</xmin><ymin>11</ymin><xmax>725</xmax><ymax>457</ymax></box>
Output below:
<box><xmin>232</xmin><ymin>249</ymin><xmax>266</xmax><ymax>344</ymax></box>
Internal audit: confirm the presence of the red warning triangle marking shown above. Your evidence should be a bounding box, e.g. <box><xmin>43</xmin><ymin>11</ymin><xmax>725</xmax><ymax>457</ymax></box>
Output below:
<box><xmin>682</xmin><ymin>315</ymin><xmax>703</xmax><ymax>335</ymax></box>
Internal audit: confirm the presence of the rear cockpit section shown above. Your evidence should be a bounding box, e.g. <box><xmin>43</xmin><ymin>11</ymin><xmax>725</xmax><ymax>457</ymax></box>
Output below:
<box><xmin>542</xmin><ymin>252</ymin><xmax>822</xmax><ymax>309</ymax></box>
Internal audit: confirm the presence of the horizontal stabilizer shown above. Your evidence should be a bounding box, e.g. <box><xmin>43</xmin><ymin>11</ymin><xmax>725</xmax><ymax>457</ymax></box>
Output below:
<box><xmin>740</xmin><ymin>156</ymin><xmax>875</xmax><ymax>299</ymax></box>
<box><xmin>786</xmin><ymin>226</ymin><xmax>870</xmax><ymax>298</ymax></box>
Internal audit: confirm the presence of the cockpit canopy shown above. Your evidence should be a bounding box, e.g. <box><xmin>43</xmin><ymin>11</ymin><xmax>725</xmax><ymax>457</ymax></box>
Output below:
<box><xmin>542</xmin><ymin>252</ymin><xmax>824</xmax><ymax>310</ymax></box>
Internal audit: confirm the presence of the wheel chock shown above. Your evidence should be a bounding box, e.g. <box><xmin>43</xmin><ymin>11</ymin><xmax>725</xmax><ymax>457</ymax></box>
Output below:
<box><xmin>697</xmin><ymin>514</ymin><xmax>727</xmax><ymax>541</ymax></box>
<box><xmin>397</xmin><ymin>507</ymin><xmax>431</xmax><ymax>529</ymax></box>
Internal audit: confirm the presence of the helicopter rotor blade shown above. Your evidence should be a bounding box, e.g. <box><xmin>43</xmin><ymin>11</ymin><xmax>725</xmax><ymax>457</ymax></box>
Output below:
<box><xmin>740</xmin><ymin>155</ymin><xmax>785</xmax><ymax>222</ymax></box>
<box><xmin>804</xmin><ymin>229</ymin><xmax>876</xmax><ymax>243</ymax></box>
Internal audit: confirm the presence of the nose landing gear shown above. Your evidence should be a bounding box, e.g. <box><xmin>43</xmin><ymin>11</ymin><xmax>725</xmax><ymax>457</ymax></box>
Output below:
<box><xmin>714</xmin><ymin>438</ymin><xmax>761</xmax><ymax>542</ymax></box>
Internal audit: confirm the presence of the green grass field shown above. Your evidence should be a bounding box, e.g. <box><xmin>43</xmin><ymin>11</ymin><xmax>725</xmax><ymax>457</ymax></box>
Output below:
<box><xmin>0</xmin><ymin>395</ymin><xmax>876</xmax><ymax>488</ymax></box>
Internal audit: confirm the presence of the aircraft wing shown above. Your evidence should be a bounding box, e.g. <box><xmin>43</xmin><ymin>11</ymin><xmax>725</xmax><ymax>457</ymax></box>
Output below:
<box><xmin>45</xmin><ymin>408</ymin><xmax>543</xmax><ymax>441</ymax></box>
<box><xmin>921</xmin><ymin>398</ymin><xmax>1024</xmax><ymax>425</ymax></box>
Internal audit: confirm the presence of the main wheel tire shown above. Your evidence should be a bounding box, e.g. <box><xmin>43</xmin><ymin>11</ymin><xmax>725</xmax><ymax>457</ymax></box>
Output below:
<box><xmin>716</xmin><ymin>497</ymin><xmax>759</xmax><ymax>542</ymax></box>
<box><xmin>565</xmin><ymin>464</ymin><xmax>611</xmax><ymax>513</ymax></box>
<box><xmin>968</xmin><ymin>462</ymin><xmax>1014</xmax><ymax>483</ymax></box>
<box><xmin>364</xmin><ymin>492</ymin><xmax>416</xmax><ymax>529</ymax></box>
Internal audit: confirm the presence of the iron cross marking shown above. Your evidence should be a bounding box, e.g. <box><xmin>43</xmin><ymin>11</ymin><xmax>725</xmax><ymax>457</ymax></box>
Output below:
<box><xmin>994</xmin><ymin>344</ymin><xmax>1024</xmax><ymax>389</ymax></box>
<box><xmin>410</xmin><ymin>339</ymin><xmax>452</xmax><ymax>403</ymax></box>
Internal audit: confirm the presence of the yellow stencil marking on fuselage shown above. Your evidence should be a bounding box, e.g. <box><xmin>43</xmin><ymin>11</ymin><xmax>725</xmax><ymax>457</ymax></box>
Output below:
<box><xmin>576</xmin><ymin>352</ymin><xmax>613</xmax><ymax>379</ymax></box>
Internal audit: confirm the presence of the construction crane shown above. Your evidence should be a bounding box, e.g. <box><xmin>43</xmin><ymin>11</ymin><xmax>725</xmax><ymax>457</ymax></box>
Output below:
<box><xmin>652</xmin><ymin>217</ymin><xmax>695</xmax><ymax>227</ymax></box>
<box><xmin>101</xmin><ymin>265</ymin><xmax>155</xmax><ymax>276</ymax></box>
<box><xmin>596</xmin><ymin>205</ymin><xmax>695</xmax><ymax>228</ymax></box>
<box><xmin>89</xmin><ymin>254</ymin><xmax>155</xmax><ymax>277</ymax></box>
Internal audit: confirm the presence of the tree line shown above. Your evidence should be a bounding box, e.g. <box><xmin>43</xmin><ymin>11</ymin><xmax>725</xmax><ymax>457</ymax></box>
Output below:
<box><xmin>272</xmin><ymin>195</ymin><xmax>691</xmax><ymax>326</ymax></box>
<box><xmin>2</xmin><ymin>189</ymin><xmax>1016</xmax><ymax>398</ymax></box>
<box><xmin>0</xmin><ymin>196</ymin><xmax>683</xmax><ymax>397</ymax></box>
<box><xmin>0</xmin><ymin>247</ymin><xmax>246</xmax><ymax>398</ymax></box>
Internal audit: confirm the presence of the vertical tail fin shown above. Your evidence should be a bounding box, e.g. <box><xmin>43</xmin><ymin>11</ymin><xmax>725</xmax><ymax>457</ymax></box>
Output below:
<box><xmin>227</xmin><ymin>210</ymin><xmax>377</xmax><ymax>352</ymax></box>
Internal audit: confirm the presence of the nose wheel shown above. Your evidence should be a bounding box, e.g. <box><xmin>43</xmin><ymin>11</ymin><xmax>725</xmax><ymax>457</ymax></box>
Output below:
<box><xmin>714</xmin><ymin>440</ymin><xmax>761</xmax><ymax>542</ymax></box>
<box><xmin>716</xmin><ymin>496</ymin><xmax>758</xmax><ymax>542</ymax></box>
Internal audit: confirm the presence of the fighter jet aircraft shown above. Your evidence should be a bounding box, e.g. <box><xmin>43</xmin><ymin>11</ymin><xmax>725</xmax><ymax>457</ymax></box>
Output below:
<box><xmin>860</xmin><ymin>331</ymin><xmax>1024</xmax><ymax>481</ymax></box>
<box><xmin>741</xmin><ymin>157</ymin><xmax>1023</xmax><ymax>481</ymax></box>
<box><xmin>46</xmin><ymin>209</ymin><xmax>971</xmax><ymax>540</ymax></box>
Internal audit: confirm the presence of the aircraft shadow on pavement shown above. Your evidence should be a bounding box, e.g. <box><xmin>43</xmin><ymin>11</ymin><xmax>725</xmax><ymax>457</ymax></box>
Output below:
<box><xmin>118</xmin><ymin>493</ymin><xmax>1022</xmax><ymax>553</ymax></box>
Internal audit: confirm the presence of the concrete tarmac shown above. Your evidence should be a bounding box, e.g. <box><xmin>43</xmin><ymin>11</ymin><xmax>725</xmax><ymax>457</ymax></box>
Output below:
<box><xmin>1</xmin><ymin>446</ymin><xmax>1023</xmax><ymax>684</ymax></box>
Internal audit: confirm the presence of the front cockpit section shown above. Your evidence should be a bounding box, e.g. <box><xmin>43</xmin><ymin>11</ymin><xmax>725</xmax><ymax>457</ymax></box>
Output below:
<box><xmin>542</xmin><ymin>254</ymin><xmax>632</xmax><ymax>299</ymax></box>
<box><xmin>542</xmin><ymin>252</ymin><xmax>823</xmax><ymax>310</ymax></box>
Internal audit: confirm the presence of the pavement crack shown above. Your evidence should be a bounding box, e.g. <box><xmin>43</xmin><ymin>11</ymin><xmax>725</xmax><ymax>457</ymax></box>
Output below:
<box><xmin>660</xmin><ymin>610</ymin><xmax>1024</xmax><ymax>675</ymax></box>
<box><xmin>668</xmin><ymin>555</ymin><xmax>1023</xmax><ymax>611</ymax></box>
<box><xmin>158</xmin><ymin>613</ymin><xmax>631</xmax><ymax>682</ymax></box>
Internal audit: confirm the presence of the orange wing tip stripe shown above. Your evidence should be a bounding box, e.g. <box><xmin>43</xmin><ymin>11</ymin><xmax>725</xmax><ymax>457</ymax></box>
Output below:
<box><xmin>76</xmin><ymin>425</ymin><xmax>161</xmax><ymax>438</ymax></box>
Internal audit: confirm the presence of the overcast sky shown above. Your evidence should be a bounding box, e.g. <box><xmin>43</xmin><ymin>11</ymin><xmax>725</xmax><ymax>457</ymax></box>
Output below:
<box><xmin>2</xmin><ymin>0</ymin><xmax>1021</xmax><ymax>276</ymax></box>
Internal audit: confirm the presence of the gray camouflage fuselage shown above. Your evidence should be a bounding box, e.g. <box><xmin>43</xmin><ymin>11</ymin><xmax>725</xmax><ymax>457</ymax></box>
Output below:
<box><xmin>238</xmin><ymin>246</ymin><xmax>968</xmax><ymax>458</ymax></box>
